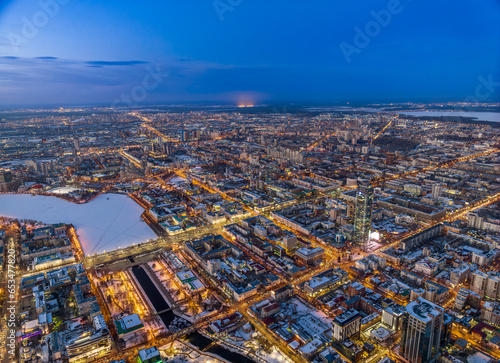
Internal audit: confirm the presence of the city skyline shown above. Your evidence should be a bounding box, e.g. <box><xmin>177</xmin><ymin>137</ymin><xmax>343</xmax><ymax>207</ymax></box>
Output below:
<box><xmin>1</xmin><ymin>2</ymin><xmax>500</xmax><ymax>363</ymax></box>
<box><xmin>1</xmin><ymin>108</ymin><xmax>500</xmax><ymax>363</ymax></box>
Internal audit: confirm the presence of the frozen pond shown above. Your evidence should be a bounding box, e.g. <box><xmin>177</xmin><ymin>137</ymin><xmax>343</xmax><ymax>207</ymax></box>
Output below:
<box><xmin>0</xmin><ymin>193</ymin><xmax>157</xmax><ymax>256</ymax></box>
<box><xmin>400</xmin><ymin>111</ymin><xmax>500</xmax><ymax>122</ymax></box>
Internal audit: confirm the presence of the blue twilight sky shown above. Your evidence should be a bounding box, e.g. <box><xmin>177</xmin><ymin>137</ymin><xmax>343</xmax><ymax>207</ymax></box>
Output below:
<box><xmin>0</xmin><ymin>0</ymin><xmax>499</xmax><ymax>107</ymax></box>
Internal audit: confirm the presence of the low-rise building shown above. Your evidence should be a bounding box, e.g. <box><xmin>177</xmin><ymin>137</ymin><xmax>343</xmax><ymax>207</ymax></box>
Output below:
<box><xmin>295</xmin><ymin>247</ymin><xmax>324</xmax><ymax>265</ymax></box>
<box><xmin>137</xmin><ymin>346</ymin><xmax>162</xmax><ymax>363</ymax></box>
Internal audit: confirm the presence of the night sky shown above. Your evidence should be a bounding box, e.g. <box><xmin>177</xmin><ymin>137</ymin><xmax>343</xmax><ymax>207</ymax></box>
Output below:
<box><xmin>0</xmin><ymin>0</ymin><xmax>499</xmax><ymax>106</ymax></box>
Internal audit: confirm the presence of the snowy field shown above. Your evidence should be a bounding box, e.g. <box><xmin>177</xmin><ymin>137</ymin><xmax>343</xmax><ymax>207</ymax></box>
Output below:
<box><xmin>0</xmin><ymin>193</ymin><xmax>157</xmax><ymax>255</ymax></box>
<box><xmin>400</xmin><ymin>111</ymin><xmax>500</xmax><ymax>122</ymax></box>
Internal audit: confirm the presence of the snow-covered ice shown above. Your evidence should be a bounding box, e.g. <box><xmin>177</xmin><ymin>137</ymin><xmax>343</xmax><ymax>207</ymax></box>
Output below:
<box><xmin>400</xmin><ymin>111</ymin><xmax>500</xmax><ymax>122</ymax></box>
<box><xmin>0</xmin><ymin>193</ymin><xmax>157</xmax><ymax>255</ymax></box>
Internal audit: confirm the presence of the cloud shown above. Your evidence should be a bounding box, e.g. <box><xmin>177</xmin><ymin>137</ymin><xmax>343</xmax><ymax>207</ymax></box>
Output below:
<box><xmin>0</xmin><ymin>56</ymin><xmax>151</xmax><ymax>67</ymax></box>
<box><xmin>0</xmin><ymin>55</ymin><xmax>276</xmax><ymax>106</ymax></box>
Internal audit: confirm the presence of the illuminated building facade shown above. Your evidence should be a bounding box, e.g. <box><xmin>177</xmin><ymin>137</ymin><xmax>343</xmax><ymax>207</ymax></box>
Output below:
<box><xmin>401</xmin><ymin>297</ymin><xmax>444</xmax><ymax>363</ymax></box>
<box><xmin>353</xmin><ymin>181</ymin><xmax>373</xmax><ymax>245</ymax></box>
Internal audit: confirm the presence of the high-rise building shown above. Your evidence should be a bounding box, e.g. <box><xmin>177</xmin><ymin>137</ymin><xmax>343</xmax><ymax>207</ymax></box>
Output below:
<box><xmin>353</xmin><ymin>181</ymin><xmax>373</xmax><ymax>245</ymax></box>
<box><xmin>0</xmin><ymin>170</ymin><xmax>13</xmax><ymax>183</ymax></box>
<box><xmin>140</xmin><ymin>156</ymin><xmax>148</xmax><ymax>170</ymax></box>
<box><xmin>162</xmin><ymin>142</ymin><xmax>172</xmax><ymax>156</ymax></box>
<box><xmin>467</xmin><ymin>212</ymin><xmax>483</xmax><ymax>230</ymax></box>
<box><xmin>471</xmin><ymin>270</ymin><xmax>500</xmax><ymax>300</ymax></box>
<box><xmin>385</xmin><ymin>152</ymin><xmax>395</xmax><ymax>165</ymax></box>
<box><xmin>41</xmin><ymin>163</ymin><xmax>49</xmax><ymax>175</ymax></box>
<box><xmin>401</xmin><ymin>297</ymin><xmax>444</xmax><ymax>363</ymax></box>
<box><xmin>431</xmin><ymin>183</ymin><xmax>443</xmax><ymax>200</ymax></box>
<box><xmin>382</xmin><ymin>304</ymin><xmax>405</xmax><ymax>330</ymax></box>
<box><xmin>193</xmin><ymin>129</ymin><xmax>201</xmax><ymax>140</ymax></box>
<box><xmin>332</xmin><ymin>309</ymin><xmax>361</xmax><ymax>341</ymax></box>
<box><xmin>485</xmin><ymin>273</ymin><xmax>500</xmax><ymax>300</ymax></box>
<box><xmin>181</xmin><ymin>130</ymin><xmax>190</xmax><ymax>142</ymax></box>
<box><xmin>73</xmin><ymin>138</ymin><xmax>81</xmax><ymax>152</ymax></box>
<box><xmin>471</xmin><ymin>270</ymin><xmax>488</xmax><ymax>295</ymax></box>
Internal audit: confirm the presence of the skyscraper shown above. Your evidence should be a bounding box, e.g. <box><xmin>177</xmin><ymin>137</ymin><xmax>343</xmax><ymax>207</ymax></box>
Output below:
<box><xmin>353</xmin><ymin>181</ymin><xmax>373</xmax><ymax>245</ymax></box>
<box><xmin>401</xmin><ymin>297</ymin><xmax>444</xmax><ymax>363</ymax></box>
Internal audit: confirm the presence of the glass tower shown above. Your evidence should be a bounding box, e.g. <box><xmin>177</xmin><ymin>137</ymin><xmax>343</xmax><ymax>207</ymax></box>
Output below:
<box><xmin>401</xmin><ymin>297</ymin><xmax>444</xmax><ymax>363</ymax></box>
<box><xmin>353</xmin><ymin>181</ymin><xmax>373</xmax><ymax>245</ymax></box>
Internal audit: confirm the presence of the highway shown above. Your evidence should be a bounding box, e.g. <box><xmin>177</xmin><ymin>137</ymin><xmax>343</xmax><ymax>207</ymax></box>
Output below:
<box><xmin>305</xmin><ymin>132</ymin><xmax>336</xmax><ymax>151</ymax></box>
<box><xmin>371</xmin><ymin>119</ymin><xmax>393</xmax><ymax>145</ymax></box>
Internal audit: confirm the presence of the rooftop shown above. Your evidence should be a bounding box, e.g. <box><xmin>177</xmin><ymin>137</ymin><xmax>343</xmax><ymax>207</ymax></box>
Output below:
<box><xmin>405</xmin><ymin>297</ymin><xmax>443</xmax><ymax>323</ymax></box>
<box><xmin>333</xmin><ymin>309</ymin><xmax>360</xmax><ymax>327</ymax></box>
<box><xmin>138</xmin><ymin>346</ymin><xmax>161</xmax><ymax>362</ymax></box>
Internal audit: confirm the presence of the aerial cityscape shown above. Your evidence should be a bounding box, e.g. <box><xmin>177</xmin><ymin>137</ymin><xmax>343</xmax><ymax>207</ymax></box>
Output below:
<box><xmin>1</xmin><ymin>1</ymin><xmax>500</xmax><ymax>363</ymax></box>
